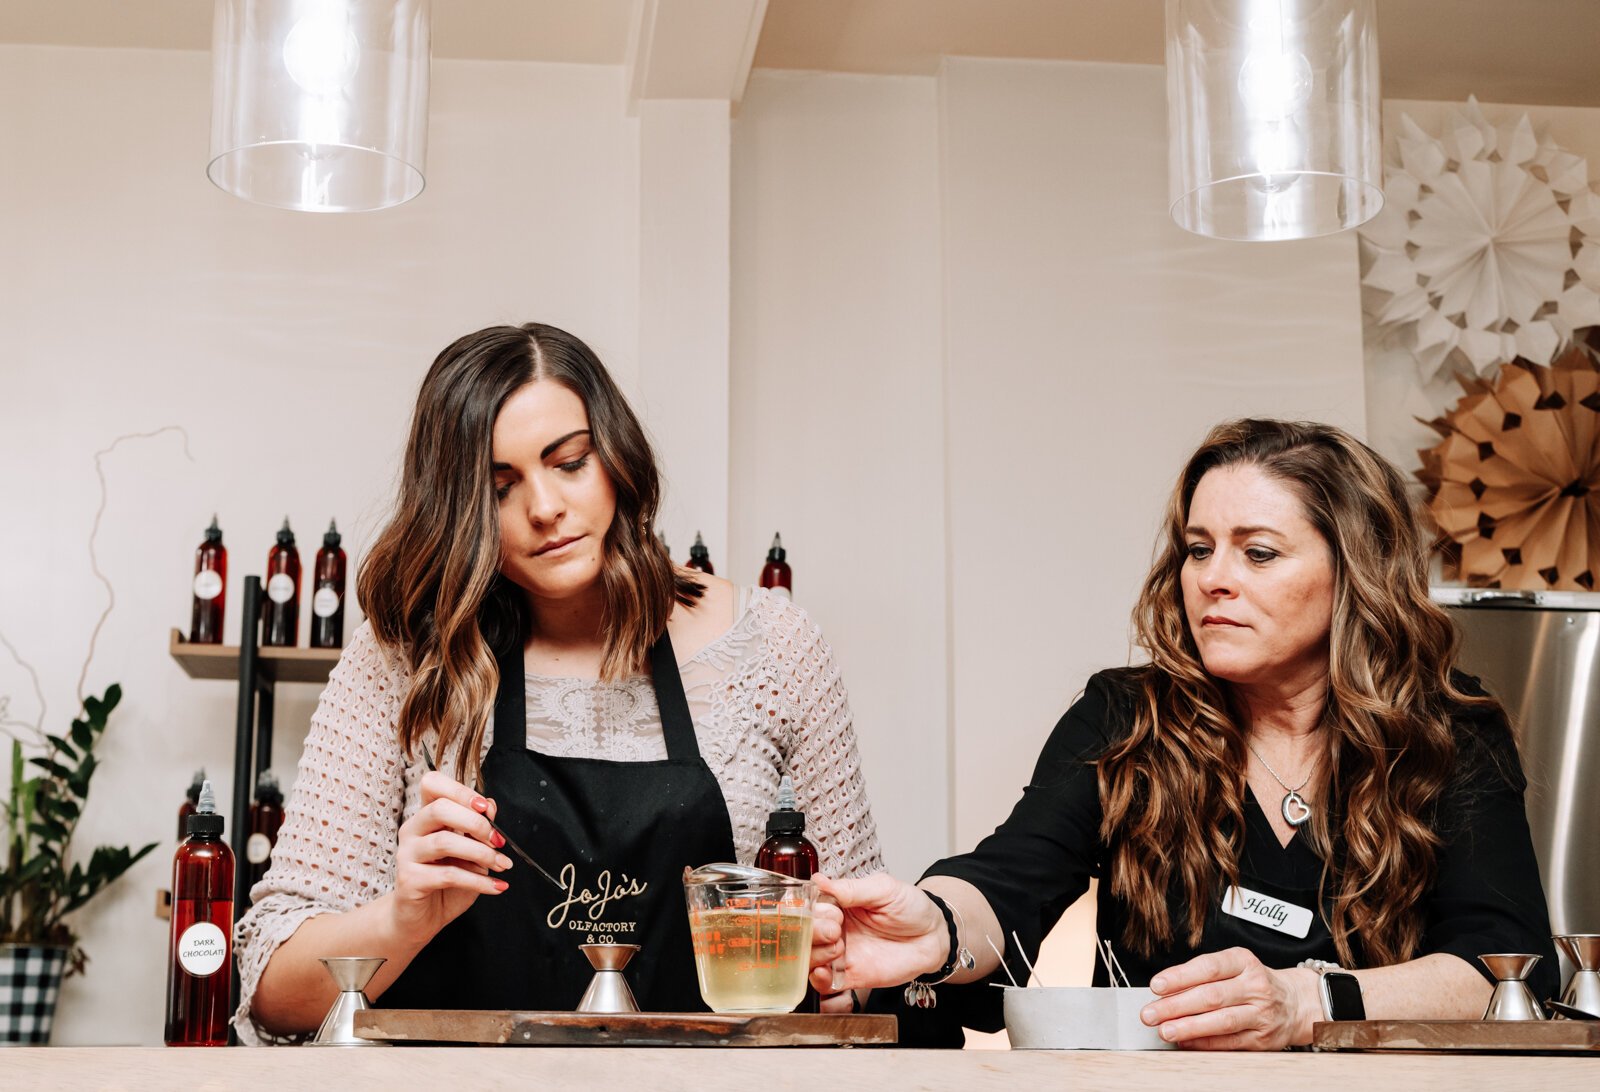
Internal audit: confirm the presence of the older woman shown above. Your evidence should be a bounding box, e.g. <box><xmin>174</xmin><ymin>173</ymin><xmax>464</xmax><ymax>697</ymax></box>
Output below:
<box><xmin>811</xmin><ymin>419</ymin><xmax>1556</xmax><ymax>1049</ymax></box>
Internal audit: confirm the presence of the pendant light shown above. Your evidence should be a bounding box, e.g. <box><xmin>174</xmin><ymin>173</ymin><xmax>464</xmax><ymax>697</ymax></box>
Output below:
<box><xmin>1166</xmin><ymin>0</ymin><xmax>1382</xmax><ymax>241</ymax></box>
<box><xmin>208</xmin><ymin>0</ymin><xmax>431</xmax><ymax>213</ymax></box>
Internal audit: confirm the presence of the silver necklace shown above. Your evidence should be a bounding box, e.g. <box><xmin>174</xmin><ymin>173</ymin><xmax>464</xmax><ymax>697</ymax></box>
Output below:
<box><xmin>1246</xmin><ymin>742</ymin><xmax>1317</xmax><ymax>828</ymax></box>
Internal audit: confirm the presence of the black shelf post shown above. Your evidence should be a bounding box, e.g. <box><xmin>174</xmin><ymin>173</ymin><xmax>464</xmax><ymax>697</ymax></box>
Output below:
<box><xmin>232</xmin><ymin>576</ymin><xmax>263</xmax><ymax>914</ymax></box>
<box><xmin>229</xmin><ymin>575</ymin><xmax>269</xmax><ymax>1041</ymax></box>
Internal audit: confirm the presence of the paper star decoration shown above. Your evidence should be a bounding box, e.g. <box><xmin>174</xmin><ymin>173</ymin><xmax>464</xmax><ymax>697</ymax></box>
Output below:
<box><xmin>1361</xmin><ymin>98</ymin><xmax>1600</xmax><ymax>381</ymax></box>
<box><xmin>1419</xmin><ymin>344</ymin><xmax>1600</xmax><ymax>590</ymax></box>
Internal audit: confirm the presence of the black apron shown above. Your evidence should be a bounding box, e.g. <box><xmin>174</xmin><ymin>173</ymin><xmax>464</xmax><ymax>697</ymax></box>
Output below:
<box><xmin>382</xmin><ymin>630</ymin><xmax>738</xmax><ymax>1012</ymax></box>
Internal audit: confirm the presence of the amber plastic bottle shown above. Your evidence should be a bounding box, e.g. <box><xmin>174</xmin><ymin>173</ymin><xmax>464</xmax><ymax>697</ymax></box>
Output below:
<box><xmin>756</xmin><ymin>775</ymin><xmax>820</xmax><ymax>1012</ymax></box>
<box><xmin>686</xmin><ymin>531</ymin><xmax>715</xmax><ymax>575</ymax></box>
<box><xmin>261</xmin><ymin>518</ymin><xmax>301</xmax><ymax>647</ymax></box>
<box><xmin>759</xmin><ymin>533</ymin><xmax>792</xmax><ymax>599</ymax></box>
<box><xmin>165</xmin><ymin>780</ymin><xmax>234</xmax><ymax>1047</ymax></box>
<box><xmin>245</xmin><ymin>770</ymin><xmax>284</xmax><ymax>892</ymax></box>
<box><xmin>176</xmin><ymin>768</ymin><xmax>205</xmax><ymax>842</ymax></box>
<box><xmin>189</xmin><ymin>516</ymin><xmax>227</xmax><ymax>644</ymax></box>
<box><xmin>309</xmin><ymin>520</ymin><xmax>347</xmax><ymax>649</ymax></box>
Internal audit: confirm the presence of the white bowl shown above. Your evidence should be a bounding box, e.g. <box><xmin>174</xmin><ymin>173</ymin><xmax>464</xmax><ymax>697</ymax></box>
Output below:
<box><xmin>1002</xmin><ymin>986</ymin><xmax>1174</xmax><ymax>1050</ymax></box>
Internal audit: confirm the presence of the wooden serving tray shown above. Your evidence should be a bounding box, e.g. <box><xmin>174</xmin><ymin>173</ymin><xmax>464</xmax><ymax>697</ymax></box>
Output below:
<box><xmin>1313</xmin><ymin>1019</ymin><xmax>1600</xmax><ymax>1054</ymax></box>
<box><xmin>353</xmin><ymin>1009</ymin><xmax>897</xmax><ymax>1047</ymax></box>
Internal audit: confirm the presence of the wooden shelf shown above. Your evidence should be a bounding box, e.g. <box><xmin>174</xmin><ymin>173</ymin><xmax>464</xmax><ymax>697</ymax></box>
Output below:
<box><xmin>168</xmin><ymin>628</ymin><xmax>341</xmax><ymax>685</ymax></box>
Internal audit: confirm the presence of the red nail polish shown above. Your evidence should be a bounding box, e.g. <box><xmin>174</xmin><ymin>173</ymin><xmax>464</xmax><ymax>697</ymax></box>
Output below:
<box><xmin>493</xmin><ymin>879</ymin><xmax>509</xmax><ymax>892</ymax></box>
<box><xmin>491</xmin><ymin>830</ymin><xmax>505</xmax><ymax>848</ymax></box>
<box><xmin>472</xmin><ymin>797</ymin><xmax>489</xmax><ymax>813</ymax></box>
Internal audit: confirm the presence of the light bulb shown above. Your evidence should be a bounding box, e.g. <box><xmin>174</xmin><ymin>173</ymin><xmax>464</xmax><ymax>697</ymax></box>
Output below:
<box><xmin>1237</xmin><ymin>48</ymin><xmax>1313</xmax><ymax>119</ymax></box>
<box><xmin>283</xmin><ymin>12</ymin><xmax>361</xmax><ymax>97</ymax></box>
<box><xmin>1250</xmin><ymin>119</ymin><xmax>1301</xmax><ymax>192</ymax></box>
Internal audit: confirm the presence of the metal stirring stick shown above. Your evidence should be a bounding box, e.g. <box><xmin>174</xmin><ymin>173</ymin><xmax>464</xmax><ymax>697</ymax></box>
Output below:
<box><xmin>419</xmin><ymin>742</ymin><xmax>565</xmax><ymax>891</ymax></box>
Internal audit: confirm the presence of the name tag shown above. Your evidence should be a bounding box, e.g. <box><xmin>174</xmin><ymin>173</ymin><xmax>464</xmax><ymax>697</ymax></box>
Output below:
<box><xmin>1220</xmin><ymin>884</ymin><xmax>1313</xmax><ymax>938</ymax></box>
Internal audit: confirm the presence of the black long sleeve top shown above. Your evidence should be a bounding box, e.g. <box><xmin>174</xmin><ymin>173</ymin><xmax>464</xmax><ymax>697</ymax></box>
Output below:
<box><xmin>897</xmin><ymin>667</ymin><xmax>1559</xmax><ymax>1045</ymax></box>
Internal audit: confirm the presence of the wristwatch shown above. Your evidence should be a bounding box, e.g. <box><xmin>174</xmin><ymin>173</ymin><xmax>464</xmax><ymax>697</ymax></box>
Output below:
<box><xmin>1318</xmin><ymin>970</ymin><xmax>1366</xmax><ymax>1021</ymax></box>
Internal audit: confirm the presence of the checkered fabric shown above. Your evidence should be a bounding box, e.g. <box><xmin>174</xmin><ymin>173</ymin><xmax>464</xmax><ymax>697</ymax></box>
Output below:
<box><xmin>0</xmin><ymin>945</ymin><xmax>68</xmax><ymax>1046</ymax></box>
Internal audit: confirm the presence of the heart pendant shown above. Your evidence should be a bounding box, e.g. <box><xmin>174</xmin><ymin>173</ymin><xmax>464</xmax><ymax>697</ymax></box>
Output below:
<box><xmin>1281</xmin><ymin>790</ymin><xmax>1311</xmax><ymax>827</ymax></box>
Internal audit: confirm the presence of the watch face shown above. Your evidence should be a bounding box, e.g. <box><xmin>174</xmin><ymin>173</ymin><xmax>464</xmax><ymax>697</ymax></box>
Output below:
<box><xmin>1321</xmin><ymin>971</ymin><xmax>1366</xmax><ymax>1021</ymax></box>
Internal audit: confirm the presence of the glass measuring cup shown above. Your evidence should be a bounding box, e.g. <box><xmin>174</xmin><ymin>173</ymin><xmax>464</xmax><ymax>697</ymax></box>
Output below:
<box><xmin>683</xmin><ymin>864</ymin><xmax>816</xmax><ymax>1014</ymax></box>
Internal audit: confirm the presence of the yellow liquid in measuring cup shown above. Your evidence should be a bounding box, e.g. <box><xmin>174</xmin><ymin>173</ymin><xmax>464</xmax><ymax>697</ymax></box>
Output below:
<box><xmin>690</xmin><ymin>906</ymin><xmax>814</xmax><ymax>1013</ymax></box>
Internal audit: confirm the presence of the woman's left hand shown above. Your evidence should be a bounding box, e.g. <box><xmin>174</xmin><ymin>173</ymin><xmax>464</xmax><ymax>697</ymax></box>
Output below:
<box><xmin>1140</xmin><ymin>947</ymin><xmax>1319</xmax><ymax>1050</ymax></box>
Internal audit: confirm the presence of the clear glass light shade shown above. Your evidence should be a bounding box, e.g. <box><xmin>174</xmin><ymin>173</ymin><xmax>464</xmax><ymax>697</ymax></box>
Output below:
<box><xmin>208</xmin><ymin>0</ymin><xmax>431</xmax><ymax>213</ymax></box>
<box><xmin>1166</xmin><ymin>0</ymin><xmax>1382</xmax><ymax>241</ymax></box>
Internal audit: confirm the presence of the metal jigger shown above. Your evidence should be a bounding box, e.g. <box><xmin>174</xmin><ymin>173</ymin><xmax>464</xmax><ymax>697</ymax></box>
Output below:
<box><xmin>309</xmin><ymin>957</ymin><xmax>391</xmax><ymax>1046</ymax></box>
<box><xmin>576</xmin><ymin>943</ymin><xmax>641</xmax><ymax>1013</ymax></box>
<box><xmin>1479</xmin><ymin>954</ymin><xmax>1546</xmax><ymax>1021</ymax></box>
<box><xmin>1554</xmin><ymin>935</ymin><xmax>1600</xmax><ymax>1018</ymax></box>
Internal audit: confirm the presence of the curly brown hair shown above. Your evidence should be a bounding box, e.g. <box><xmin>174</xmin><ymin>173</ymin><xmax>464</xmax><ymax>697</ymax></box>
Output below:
<box><xmin>1098</xmin><ymin>418</ymin><xmax>1498</xmax><ymax>967</ymax></box>
<box><xmin>357</xmin><ymin>323</ymin><xmax>702</xmax><ymax>785</ymax></box>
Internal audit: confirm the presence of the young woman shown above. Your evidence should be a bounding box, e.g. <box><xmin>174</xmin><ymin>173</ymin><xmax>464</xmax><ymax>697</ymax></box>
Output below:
<box><xmin>809</xmin><ymin>419</ymin><xmax>1556</xmax><ymax>1049</ymax></box>
<box><xmin>233</xmin><ymin>323</ymin><xmax>882</xmax><ymax>1042</ymax></box>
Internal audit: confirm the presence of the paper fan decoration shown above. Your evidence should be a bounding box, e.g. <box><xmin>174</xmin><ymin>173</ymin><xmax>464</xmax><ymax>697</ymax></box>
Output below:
<box><xmin>1419</xmin><ymin>344</ymin><xmax>1600</xmax><ymax>589</ymax></box>
<box><xmin>1361</xmin><ymin>98</ymin><xmax>1600</xmax><ymax>381</ymax></box>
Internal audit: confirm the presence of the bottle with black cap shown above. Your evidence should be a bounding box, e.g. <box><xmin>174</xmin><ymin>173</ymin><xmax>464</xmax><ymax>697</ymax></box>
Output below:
<box><xmin>310</xmin><ymin>519</ymin><xmax>347</xmax><ymax>649</ymax></box>
<box><xmin>262</xmin><ymin>517</ymin><xmax>301</xmax><ymax>647</ymax></box>
<box><xmin>686</xmin><ymin>531</ymin><xmax>714</xmax><ymax>575</ymax></box>
<box><xmin>189</xmin><ymin>516</ymin><xmax>227</xmax><ymax>644</ymax></box>
<box><xmin>246</xmin><ymin>769</ymin><xmax>285</xmax><ymax>890</ymax></box>
<box><xmin>759</xmin><ymin>532</ymin><xmax>792</xmax><ymax>599</ymax></box>
<box><xmin>756</xmin><ymin>775</ymin><xmax>820</xmax><ymax>1011</ymax></box>
<box><xmin>165</xmin><ymin>779</ymin><xmax>234</xmax><ymax>1046</ymax></box>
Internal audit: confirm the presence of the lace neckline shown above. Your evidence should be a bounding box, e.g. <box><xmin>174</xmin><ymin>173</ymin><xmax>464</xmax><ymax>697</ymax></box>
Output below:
<box><xmin>522</xmin><ymin>589</ymin><xmax>762</xmax><ymax>685</ymax></box>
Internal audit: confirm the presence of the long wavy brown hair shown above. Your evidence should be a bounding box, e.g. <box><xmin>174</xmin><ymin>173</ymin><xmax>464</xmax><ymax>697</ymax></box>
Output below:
<box><xmin>1099</xmin><ymin>418</ymin><xmax>1499</xmax><ymax>967</ymax></box>
<box><xmin>358</xmin><ymin>322</ymin><xmax>702</xmax><ymax>784</ymax></box>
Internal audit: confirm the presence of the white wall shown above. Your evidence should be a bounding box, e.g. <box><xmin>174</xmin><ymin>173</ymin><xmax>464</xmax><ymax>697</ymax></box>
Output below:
<box><xmin>729</xmin><ymin>71</ymin><xmax>947</xmax><ymax>878</ymax></box>
<box><xmin>0</xmin><ymin>45</ymin><xmax>639</xmax><ymax>1046</ymax></box>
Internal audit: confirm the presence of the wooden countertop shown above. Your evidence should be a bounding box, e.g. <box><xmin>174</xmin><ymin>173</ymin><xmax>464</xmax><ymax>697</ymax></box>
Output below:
<box><xmin>7</xmin><ymin>1046</ymin><xmax>1594</xmax><ymax>1091</ymax></box>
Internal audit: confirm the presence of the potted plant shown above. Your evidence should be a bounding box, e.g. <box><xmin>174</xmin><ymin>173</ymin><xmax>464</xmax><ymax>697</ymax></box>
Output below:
<box><xmin>1</xmin><ymin>684</ymin><xmax>156</xmax><ymax>1044</ymax></box>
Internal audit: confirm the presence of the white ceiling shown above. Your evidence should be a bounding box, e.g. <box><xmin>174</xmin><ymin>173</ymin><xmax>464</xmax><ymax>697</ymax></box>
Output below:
<box><xmin>2</xmin><ymin>0</ymin><xmax>1596</xmax><ymax>107</ymax></box>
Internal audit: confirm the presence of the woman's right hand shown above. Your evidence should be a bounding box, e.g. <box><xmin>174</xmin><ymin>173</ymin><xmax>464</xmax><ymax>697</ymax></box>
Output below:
<box><xmin>388</xmin><ymin>771</ymin><xmax>513</xmax><ymax>945</ymax></box>
<box><xmin>807</xmin><ymin>873</ymin><xmax>950</xmax><ymax>994</ymax></box>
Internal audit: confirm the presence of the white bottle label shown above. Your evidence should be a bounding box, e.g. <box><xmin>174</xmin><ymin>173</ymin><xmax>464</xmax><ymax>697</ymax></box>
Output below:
<box><xmin>176</xmin><ymin>921</ymin><xmax>228</xmax><ymax>977</ymax></box>
<box><xmin>770</xmin><ymin>586</ymin><xmax>792</xmax><ymax>601</ymax></box>
<box><xmin>267</xmin><ymin>573</ymin><xmax>295</xmax><ymax>604</ymax></box>
<box><xmin>312</xmin><ymin>586</ymin><xmax>341</xmax><ymax>618</ymax></box>
<box><xmin>246</xmin><ymin>832</ymin><xmax>273</xmax><ymax>865</ymax></box>
<box><xmin>193</xmin><ymin>570</ymin><xmax>223</xmax><ymax>601</ymax></box>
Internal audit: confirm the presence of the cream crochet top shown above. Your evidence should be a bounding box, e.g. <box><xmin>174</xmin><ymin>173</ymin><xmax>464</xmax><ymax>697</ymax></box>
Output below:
<box><xmin>231</xmin><ymin>587</ymin><xmax>883</xmax><ymax>1044</ymax></box>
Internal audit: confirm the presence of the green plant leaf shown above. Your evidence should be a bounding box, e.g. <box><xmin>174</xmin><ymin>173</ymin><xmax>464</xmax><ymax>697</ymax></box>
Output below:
<box><xmin>43</xmin><ymin>734</ymin><xmax>79</xmax><ymax>761</ymax></box>
<box><xmin>69</xmin><ymin>718</ymin><xmax>94</xmax><ymax>753</ymax></box>
<box><xmin>29</xmin><ymin>816</ymin><xmax>69</xmax><ymax>844</ymax></box>
<box><xmin>28</xmin><ymin>757</ymin><xmax>74</xmax><ymax>781</ymax></box>
<box><xmin>61</xmin><ymin>841</ymin><xmax>157</xmax><ymax>916</ymax></box>
<box><xmin>68</xmin><ymin>753</ymin><xmax>98</xmax><ymax>798</ymax></box>
<box><xmin>100</xmin><ymin>684</ymin><xmax>121</xmax><ymax>715</ymax></box>
<box><xmin>16</xmin><ymin>854</ymin><xmax>50</xmax><ymax>884</ymax></box>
